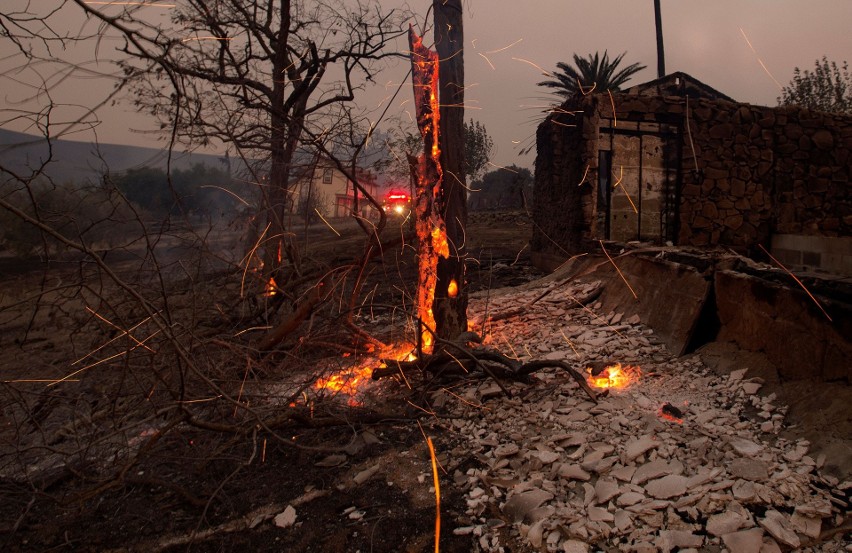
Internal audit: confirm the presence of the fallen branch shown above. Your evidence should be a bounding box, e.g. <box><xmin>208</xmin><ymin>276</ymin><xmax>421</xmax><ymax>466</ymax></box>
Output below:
<box><xmin>108</xmin><ymin>490</ymin><xmax>330</xmax><ymax>553</ymax></box>
<box><xmin>257</xmin><ymin>278</ymin><xmax>330</xmax><ymax>352</ymax></box>
<box><xmin>516</xmin><ymin>359</ymin><xmax>598</xmax><ymax>403</ymax></box>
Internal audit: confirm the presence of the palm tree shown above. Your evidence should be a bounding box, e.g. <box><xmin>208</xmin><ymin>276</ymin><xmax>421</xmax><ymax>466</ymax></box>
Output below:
<box><xmin>538</xmin><ymin>50</ymin><xmax>647</xmax><ymax>100</ymax></box>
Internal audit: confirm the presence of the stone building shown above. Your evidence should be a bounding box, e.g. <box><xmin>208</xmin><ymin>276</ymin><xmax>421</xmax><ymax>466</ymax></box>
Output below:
<box><xmin>531</xmin><ymin>72</ymin><xmax>852</xmax><ymax>276</ymax></box>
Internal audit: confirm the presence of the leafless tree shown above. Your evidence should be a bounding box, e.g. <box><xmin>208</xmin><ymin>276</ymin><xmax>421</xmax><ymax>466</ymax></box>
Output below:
<box><xmin>0</xmin><ymin>2</ymin><xmax>419</xmax><ymax>536</ymax></box>
<box><xmin>72</xmin><ymin>0</ymin><xmax>410</xmax><ymax>286</ymax></box>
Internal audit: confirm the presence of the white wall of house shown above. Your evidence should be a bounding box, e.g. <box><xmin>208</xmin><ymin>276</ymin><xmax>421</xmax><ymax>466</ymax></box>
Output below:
<box><xmin>292</xmin><ymin>160</ymin><xmax>378</xmax><ymax>220</ymax></box>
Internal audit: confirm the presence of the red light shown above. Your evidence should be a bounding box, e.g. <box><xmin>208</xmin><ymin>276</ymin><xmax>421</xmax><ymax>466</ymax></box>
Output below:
<box><xmin>387</xmin><ymin>194</ymin><xmax>408</xmax><ymax>201</ymax></box>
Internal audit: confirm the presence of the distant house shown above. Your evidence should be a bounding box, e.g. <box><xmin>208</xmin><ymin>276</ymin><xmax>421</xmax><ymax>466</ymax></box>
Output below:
<box><xmin>531</xmin><ymin>72</ymin><xmax>852</xmax><ymax>276</ymax></box>
<box><xmin>291</xmin><ymin>158</ymin><xmax>379</xmax><ymax>220</ymax></box>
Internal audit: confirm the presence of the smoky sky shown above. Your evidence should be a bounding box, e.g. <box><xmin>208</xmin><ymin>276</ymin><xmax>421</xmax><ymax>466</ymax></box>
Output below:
<box><xmin>2</xmin><ymin>1</ymin><xmax>850</xmax><ymax>170</ymax></box>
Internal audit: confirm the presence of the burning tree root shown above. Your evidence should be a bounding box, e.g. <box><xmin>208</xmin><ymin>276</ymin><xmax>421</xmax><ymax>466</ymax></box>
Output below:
<box><xmin>372</xmin><ymin>335</ymin><xmax>597</xmax><ymax>403</ymax></box>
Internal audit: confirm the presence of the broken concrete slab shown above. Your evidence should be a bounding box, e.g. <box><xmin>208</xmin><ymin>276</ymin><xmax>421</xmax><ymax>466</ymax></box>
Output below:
<box><xmin>563</xmin><ymin>254</ymin><xmax>711</xmax><ymax>356</ymax></box>
<box><xmin>502</xmin><ymin>487</ymin><xmax>554</xmax><ymax>523</ymax></box>
<box><xmin>715</xmin><ymin>269</ymin><xmax>852</xmax><ymax>382</ymax></box>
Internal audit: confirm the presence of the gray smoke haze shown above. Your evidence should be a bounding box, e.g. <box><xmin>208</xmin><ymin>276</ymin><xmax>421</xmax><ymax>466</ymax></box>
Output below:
<box><xmin>2</xmin><ymin>1</ymin><xmax>850</xmax><ymax>169</ymax></box>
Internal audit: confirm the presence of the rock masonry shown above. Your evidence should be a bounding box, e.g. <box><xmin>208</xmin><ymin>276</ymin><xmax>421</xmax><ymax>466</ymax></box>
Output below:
<box><xmin>434</xmin><ymin>278</ymin><xmax>850</xmax><ymax>552</ymax></box>
<box><xmin>532</xmin><ymin>92</ymin><xmax>852</xmax><ymax>258</ymax></box>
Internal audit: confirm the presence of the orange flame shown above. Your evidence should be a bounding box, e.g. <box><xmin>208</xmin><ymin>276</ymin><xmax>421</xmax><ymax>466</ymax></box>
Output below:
<box><xmin>409</xmin><ymin>27</ymin><xmax>446</xmax><ymax>354</ymax></box>
<box><xmin>264</xmin><ymin>277</ymin><xmax>277</xmax><ymax>297</ymax></box>
<box><xmin>447</xmin><ymin>278</ymin><xmax>458</xmax><ymax>298</ymax></box>
<box><xmin>314</xmin><ymin>365</ymin><xmax>373</xmax><ymax>399</ymax></box>
<box><xmin>431</xmin><ymin>225</ymin><xmax>449</xmax><ymax>258</ymax></box>
<box><xmin>313</xmin><ymin>343</ymin><xmax>417</xmax><ymax>405</ymax></box>
<box><xmin>586</xmin><ymin>363</ymin><xmax>641</xmax><ymax>390</ymax></box>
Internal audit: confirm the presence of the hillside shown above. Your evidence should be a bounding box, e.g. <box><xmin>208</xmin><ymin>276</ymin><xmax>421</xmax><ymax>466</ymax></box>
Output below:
<box><xmin>0</xmin><ymin>128</ymin><xmax>230</xmax><ymax>183</ymax></box>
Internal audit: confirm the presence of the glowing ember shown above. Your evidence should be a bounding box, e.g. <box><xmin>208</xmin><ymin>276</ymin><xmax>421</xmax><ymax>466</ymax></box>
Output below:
<box><xmin>586</xmin><ymin>363</ymin><xmax>641</xmax><ymax>390</ymax></box>
<box><xmin>314</xmin><ymin>365</ymin><xmax>373</xmax><ymax>398</ymax></box>
<box><xmin>264</xmin><ymin>277</ymin><xmax>277</xmax><ymax>297</ymax></box>
<box><xmin>409</xmin><ymin>27</ymin><xmax>446</xmax><ymax>354</ymax></box>
<box><xmin>313</xmin><ymin>343</ymin><xmax>416</xmax><ymax>405</ymax></box>
<box><xmin>447</xmin><ymin>278</ymin><xmax>458</xmax><ymax>298</ymax></box>
<box><xmin>659</xmin><ymin>402</ymin><xmax>684</xmax><ymax>424</ymax></box>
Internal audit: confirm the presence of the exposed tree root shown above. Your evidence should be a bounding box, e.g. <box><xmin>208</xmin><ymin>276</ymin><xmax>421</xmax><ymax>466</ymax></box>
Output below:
<box><xmin>372</xmin><ymin>333</ymin><xmax>598</xmax><ymax>404</ymax></box>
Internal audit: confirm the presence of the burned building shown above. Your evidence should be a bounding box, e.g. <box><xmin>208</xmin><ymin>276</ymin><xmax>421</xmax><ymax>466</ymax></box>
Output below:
<box><xmin>530</xmin><ymin>73</ymin><xmax>851</xmax><ymax>384</ymax></box>
<box><xmin>531</xmin><ymin>72</ymin><xmax>852</xmax><ymax>277</ymax></box>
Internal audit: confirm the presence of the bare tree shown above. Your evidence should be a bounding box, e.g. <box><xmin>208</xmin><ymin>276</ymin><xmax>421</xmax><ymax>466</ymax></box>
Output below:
<box><xmin>0</xmin><ymin>1</ymin><xmax>417</xmax><ymax>528</ymax></box>
<box><xmin>72</xmin><ymin>0</ymin><xmax>409</xmax><ymax>285</ymax></box>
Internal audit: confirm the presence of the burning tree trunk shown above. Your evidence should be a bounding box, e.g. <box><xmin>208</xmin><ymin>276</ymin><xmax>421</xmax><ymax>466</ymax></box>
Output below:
<box><xmin>432</xmin><ymin>0</ymin><xmax>468</xmax><ymax>343</ymax></box>
<box><xmin>408</xmin><ymin>27</ymin><xmax>446</xmax><ymax>353</ymax></box>
<box><xmin>408</xmin><ymin>0</ymin><xmax>468</xmax><ymax>352</ymax></box>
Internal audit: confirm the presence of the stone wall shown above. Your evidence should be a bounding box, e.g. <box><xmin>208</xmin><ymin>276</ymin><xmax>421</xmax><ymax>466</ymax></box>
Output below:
<box><xmin>532</xmin><ymin>93</ymin><xmax>852</xmax><ymax>260</ymax></box>
<box><xmin>677</xmin><ymin>100</ymin><xmax>851</xmax><ymax>252</ymax></box>
<box><xmin>531</xmin><ymin>105</ymin><xmax>594</xmax><ymax>258</ymax></box>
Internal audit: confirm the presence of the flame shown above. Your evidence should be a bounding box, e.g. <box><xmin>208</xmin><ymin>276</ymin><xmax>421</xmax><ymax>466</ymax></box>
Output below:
<box><xmin>586</xmin><ymin>363</ymin><xmax>641</xmax><ymax>390</ymax></box>
<box><xmin>431</xmin><ymin>225</ymin><xmax>449</xmax><ymax>258</ymax></box>
<box><xmin>447</xmin><ymin>278</ymin><xmax>458</xmax><ymax>298</ymax></box>
<box><xmin>314</xmin><ymin>365</ymin><xmax>373</xmax><ymax>399</ymax></box>
<box><xmin>313</xmin><ymin>343</ymin><xmax>416</xmax><ymax>405</ymax></box>
<box><xmin>264</xmin><ymin>277</ymin><xmax>277</xmax><ymax>297</ymax></box>
<box><xmin>409</xmin><ymin>27</ymin><xmax>446</xmax><ymax>354</ymax></box>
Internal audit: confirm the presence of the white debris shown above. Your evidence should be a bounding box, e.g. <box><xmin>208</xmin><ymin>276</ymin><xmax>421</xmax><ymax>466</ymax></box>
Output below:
<box><xmin>721</xmin><ymin>528</ymin><xmax>764</xmax><ymax>553</ymax></box>
<box><xmin>273</xmin><ymin>505</ymin><xmax>297</xmax><ymax>528</ymax></box>
<box><xmin>352</xmin><ymin>464</ymin><xmax>380</xmax><ymax>485</ymax></box>
<box><xmin>645</xmin><ymin>474</ymin><xmax>688</xmax><ymax>499</ymax></box>
<box><xmin>434</xmin><ymin>278</ymin><xmax>845</xmax><ymax>553</ymax></box>
<box><xmin>759</xmin><ymin>510</ymin><xmax>801</xmax><ymax>548</ymax></box>
<box><xmin>706</xmin><ymin>509</ymin><xmax>748</xmax><ymax>536</ymax></box>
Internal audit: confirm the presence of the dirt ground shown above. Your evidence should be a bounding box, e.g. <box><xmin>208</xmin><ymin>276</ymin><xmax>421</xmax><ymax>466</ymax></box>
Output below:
<box><xmin>0</xmin><ymin>210</ymin><xmax>849</xmax><ymax>552</ymax></box>
<box><xmin>0</xmin><ymin>210</ymin><xmax>541</xmax><ymax>552</ymax></box>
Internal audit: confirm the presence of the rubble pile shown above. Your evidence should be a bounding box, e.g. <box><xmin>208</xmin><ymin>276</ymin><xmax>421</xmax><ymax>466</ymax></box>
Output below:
<box><xmin>436</xmin><ymin>280</ymin><xmax>850</xmax><ymax>552</ymax></box>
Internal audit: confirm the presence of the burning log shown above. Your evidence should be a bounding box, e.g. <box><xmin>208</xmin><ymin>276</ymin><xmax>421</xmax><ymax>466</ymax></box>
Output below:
<box><xmin>382</xmin><ymin>7</ymin><xmax>599</xmax><ymax>411</ymax></box>
<box><xmin>431</xmin><ymin>0</ymin><xmax>468</xmax><ymax>342</ymax></box>
<box><xmin>408</xmin><ymin>2</ymin><xmax>469</xmax><ymax>350</ymax></box>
